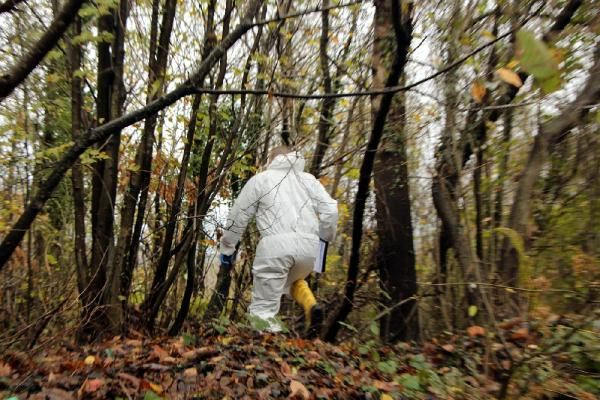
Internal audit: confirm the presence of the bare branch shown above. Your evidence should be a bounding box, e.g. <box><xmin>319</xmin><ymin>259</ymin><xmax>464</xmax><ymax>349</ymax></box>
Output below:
<box><xmin>0</xmin><ymin>0</ymin><xmax>85</xmax><ymax>102</ymax></box>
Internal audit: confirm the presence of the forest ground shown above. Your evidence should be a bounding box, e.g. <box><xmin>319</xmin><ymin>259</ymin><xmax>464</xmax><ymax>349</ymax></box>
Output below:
<box><xmin>1</xmin><ymin>313</ymin><xmax>598</xmax><ymax>400</ymax></box>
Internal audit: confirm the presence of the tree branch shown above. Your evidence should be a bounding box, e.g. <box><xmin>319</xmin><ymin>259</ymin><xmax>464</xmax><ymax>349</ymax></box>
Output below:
<box><xmin>0</xmin><ymin>0</ymin><xmax>85</xmax><ymax>102</ymax></box>
<box><xmin>0</xmin><ymin>0</ymin><xmax>26</xmax><ymax>14</ymax></box>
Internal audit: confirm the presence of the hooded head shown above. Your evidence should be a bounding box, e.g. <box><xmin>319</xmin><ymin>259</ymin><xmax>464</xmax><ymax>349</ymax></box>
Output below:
<box><xmin>267</xmin><ymin>146</ymin><xmax>305</xmax><ymax>172</ymax></box>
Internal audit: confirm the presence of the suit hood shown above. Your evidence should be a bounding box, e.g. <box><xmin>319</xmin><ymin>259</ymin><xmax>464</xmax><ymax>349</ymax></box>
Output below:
<box><xmin>268</xmin><ymin>152</ymin><xmax>306</xmax><ymax>172</ymax></box>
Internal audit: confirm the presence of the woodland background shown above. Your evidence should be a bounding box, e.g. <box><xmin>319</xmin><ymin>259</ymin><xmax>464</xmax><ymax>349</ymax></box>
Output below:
<box><xmin>0</xmin><ymin>0</ymin><xmax>599</xmax><ymax>398</ymax></box>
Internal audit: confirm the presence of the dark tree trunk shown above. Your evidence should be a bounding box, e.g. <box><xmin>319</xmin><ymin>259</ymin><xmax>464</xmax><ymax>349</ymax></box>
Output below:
<box><xmin>67</xmin><ymin>15</ymin><xmax>88</xmax><ymax>295</ymax></box>
<box><xmin>323</xmin><ymin>0</ymin><xmax>412</xmax><ymax>343</ymax></box>
<box><xmin>372</xmin><ymin>0</ymin><xmax>418</xmax><ymax>343</ymax></box>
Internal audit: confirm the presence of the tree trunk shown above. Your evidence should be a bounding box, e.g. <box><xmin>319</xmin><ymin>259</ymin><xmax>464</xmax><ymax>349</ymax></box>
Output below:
<box><xmin>500</xmin><ymin>44</ymin><xmax>600</xmax><ymax>285</ymax></box>
<box><xmin>372</xmin><ymin>0</ymin><xmax>418</xmax><ymax>343</ymax></box>
<box><xmin>67</xmin><ymin>14</ymin><xmax>88</xmax><ymax>295</ymax></box>
<box><xmin>323</xmin><ymin>0</ymin><xmax>412</xmax><ymax>343</ymax></box>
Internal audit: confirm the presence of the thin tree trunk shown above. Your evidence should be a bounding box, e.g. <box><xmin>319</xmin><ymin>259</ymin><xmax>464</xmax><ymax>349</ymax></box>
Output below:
<box><xmin>115</xmin><ymin>0</ymin><xmax>177</xmax><ymax>306</ymax></box>
<box><xmin>500</xmin><ymin>44</ymin><xmax>600</xmax><ymax>285</ymax></box>
<box><xmin>67</xmin><ymin>14</ymin><xmax>88</xmax><ymax>294</ymax></box>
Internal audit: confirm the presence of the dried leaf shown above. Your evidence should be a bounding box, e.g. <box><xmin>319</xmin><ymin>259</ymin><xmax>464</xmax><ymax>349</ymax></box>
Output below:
<box><xmin>381</xmin><ymin>394</ymin><xmax>393</xmax><ymax>400</ymax></box>
<box><xmin>281</xmin><ymin>361</ymin><xmax>294</xmax><ymax>377</ymax></box>
<box><xmin>290</xmin><ymin>380</ymin><xmax>310</xmax><ymax>399</ymax></box>
<box><xmin>84</xmin><ymin>378</ymin><xmax>103</xmax><ymax>393</ymax></box>
<box><xmin>471</xmin><ymin>81</ymin><xmax>486</xmax><ymax>103</ymax></box>
<box><xmin>510</xmin><ymin>327</ymin><xmax>529</xmax><ymax>341</ymax></box>
<box><xmin>0</xmin><ymin>362</ymin><xmax>12</xmax><ymax>377</ymax></box>
<box><xmin>149</xmin><ymin>382</ymin><xmax>163</xmax><ymax>394</ymax></box>
<box><xmin>183</xmin><ymin>367</ymin><xmax>198</xmax><ymax>378</ymax></box>
<box><xmin>373</xmin><ymin>379</ymin><xmax>398</xmax><ymax>391</ymax></box>
<box><xmin>441</xmin><ymin>344</ymin><xmax>455</xmax><ymax>353</ymax></box>
<box><xmin>497</xmin><ymin>68</ymin><xmax>523</xmax><ymax>87</ymax></box>
<box><xmin>467</xmin><ymin>325</ymin><xmax>486</xmax><ymax>337</ymax></box>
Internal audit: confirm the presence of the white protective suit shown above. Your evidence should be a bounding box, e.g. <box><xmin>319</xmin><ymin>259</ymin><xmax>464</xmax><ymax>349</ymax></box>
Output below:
<box><xmin>220</xmin><ymin>152</ymin><xmax>338</xmax><ymax>329</ymax></box>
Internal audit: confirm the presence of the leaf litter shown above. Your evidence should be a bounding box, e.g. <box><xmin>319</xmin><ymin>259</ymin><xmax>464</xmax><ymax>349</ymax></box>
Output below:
<box><xmin>0</xmin><ymin>317</ymin><xmax>598</xmax><ymax>399</ymax></box>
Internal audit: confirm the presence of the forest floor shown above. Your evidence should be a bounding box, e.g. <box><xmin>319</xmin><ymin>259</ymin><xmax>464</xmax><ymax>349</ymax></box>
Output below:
<box><xmin>1</xmin><ymin>316</ymin><xmax>598</xmax><ymax>400</ymax></box>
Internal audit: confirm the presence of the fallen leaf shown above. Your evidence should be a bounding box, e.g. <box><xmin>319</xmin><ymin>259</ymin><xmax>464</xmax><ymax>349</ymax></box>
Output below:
<box><xmin>183</xmin><ymin>367</ymin><xmax>198</xmax><ymax>378</ymax></box>
<box><xmin>84</xmin><ymin>378</ymin><xmax>104</xmax><ymax>393</ymax></box>
<box><xmin>290</xmin><ymin>380</ymin><xmax>309</xmax><ymax>399</ymax></box>
<box><xmin>151</xmin><ymin>345</ymin><xmax>170</xmax><ymax>361</ymax></box>
<box><xmin>0</xmin><ymin>362</ymin><xmax>12</xmax><ymax>377</ymax></box>
<box><xmin>149</xmin><ymin>382</ymin><xmax>163</xmax><ymax>394</ymax></box>
<box><xmin>467</xmin><ymin>325</ymin><xmax>486</xmax><ymax>337</ymax></box>
<box><xmin>83</xmin><ymin>355</ymin><xmax>95</xmax><ymax>366</ymax></box>
<box><xmin>471</xmin><ymin>80</ymin><xmax>486</xmax><ymax>103</ymax></box>
<box><xmin>220</xmin><ymin>336</ymin><xmax>233</xmax><ymax>345</ymax></box>
<box><xmin>510</xmin><ymin>327</ymin><xmax>529</xmax><ymax>341</ymax></box>
<box><xmin>281</xmin><ymin>361</ymin><xmax>294</xmax><ymax>377</ymax></box>
<box><xmin>381</xmin><ymin>394</ymin><xmax>393</xmax><ymax>400</ymax></box>
<box><xmin>497</xmin><ymin>68</ymin><xmax>523</xmax><ymax>87</ymax></box>
<box><xmin>441</xmin><ymin>344</ymin><xmax>455</xmax><ymax>353</ymax></box>
<box><xmin>373</xmin><ymin>379</ymin><xmax>398</xmax><ymax>391</ymax></box>
<box><xmin>208</xmin><ymin>355</ymin><xmax>225</xmax><ymax>364</ymax></box>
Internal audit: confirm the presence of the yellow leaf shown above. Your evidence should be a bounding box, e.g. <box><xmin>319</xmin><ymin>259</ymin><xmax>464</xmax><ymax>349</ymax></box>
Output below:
<box><xmin>482</xmin><ymin>30</ymin><xmax>495</xmax><ymax>40</ymax></box>
<box><xmin>150</xmin><ymin>382</ymin><xmax>163</xmax><ymax>394</ymax></box>
<box><xmin>220</xmin><ymin>336</ymin><xmax>233</xmax><ymax>345</ymax></box>
<box><xmin>497</xmin><ymin>68</ymin><xmax>523</xmax><ymax>87</ymax></box>
<box><xmin>470</xmin><ymin>80</ymin><xmax>486</xmax><ymax>103</ymax></box>
<box><xmin>381</xmin><ymin>394</ymin><xmax>394</xmax><ymax>400</ymax></box>
<box><xmin>84</xmin><ymin>355</ymin><xmax>95</xmax><ymax>365</ymax></box>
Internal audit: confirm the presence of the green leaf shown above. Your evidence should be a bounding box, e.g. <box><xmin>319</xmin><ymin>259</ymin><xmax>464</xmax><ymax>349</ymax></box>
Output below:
<box><xmin>369</xmin><ymin>322</ymin><xmax>380</xmax><ymax>336</ymax></box>
<box><xmin>398</xmin><ymin>373</ymin><xmax>421</xmax><ymax>390</ymax></box>
<box><xmin>182</xmin><ymin>333</ymin><xmax>196</xmax><ymax>346</ymax></box>
<box><xmin>468</xmin><ymin>305</ymin><xmax>478</xmax><ymax>317</ymax></box>
<box><xmin>47</xmin><ymin>254</ymin><xmax>57</xmax><ymax>266</ymax></box>
<box><xmin>377</xmin><ymin>360</ymin><xmax>398</xmax><ymax>374</ymax></box>
<box><xmin>358</xmin><ymin>344</ymin><xmax>370</xmax><ymax>355</ymax></box>
<box><xmin>516</xmin><ymin>30</ymin><xmax>561</xmax><ymax>93</ymax></box>
<box><xmin>143</xmin><ymin>391</ymin><xmax>163</xmax><ymax>400</ymax></box>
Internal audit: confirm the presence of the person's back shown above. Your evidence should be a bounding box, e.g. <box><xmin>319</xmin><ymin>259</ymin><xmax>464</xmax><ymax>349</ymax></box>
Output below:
<box><xmin>220</xmin><ymin>148</ymin><xmax>338</xmax><ymax>335</ymax></box>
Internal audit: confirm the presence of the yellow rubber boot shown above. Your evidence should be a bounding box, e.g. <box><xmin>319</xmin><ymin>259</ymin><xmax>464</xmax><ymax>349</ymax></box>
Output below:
<box><xmin>291</xmin><ymin>279</ymin><xmax>323</xmax><ymax>338</ymax></box>
<box><xmin>291</xmin><ymin>279</ymin><xmax>316</xmax><ymax>320</ymax></box>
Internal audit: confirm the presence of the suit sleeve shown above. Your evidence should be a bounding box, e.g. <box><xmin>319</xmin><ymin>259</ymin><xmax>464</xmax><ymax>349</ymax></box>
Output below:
<box><xmin>220</xmin><ymin>176</ymin><xmax>260</xmax><ymax>256</ymax></box>
<box><xmin>311</xmin><ymin>178</ymin><xmax>339</xmax><ymax>242</ymax></box>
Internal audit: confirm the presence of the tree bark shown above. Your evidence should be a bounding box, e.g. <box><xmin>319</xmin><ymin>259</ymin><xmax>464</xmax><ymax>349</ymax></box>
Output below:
<box><xmin>323</xmin><ymin>0</ymin><xmax>412</xmax><ymax>343</ymax></box>
<box><xmin>67</xmin><ymin>14</ymin><xmax>88</xmax><ymax>295</ymax></box>
<box><xmin>372</xmin><ymin>0</ymin><xmax>418</xmax><ymax>342</ymax></box>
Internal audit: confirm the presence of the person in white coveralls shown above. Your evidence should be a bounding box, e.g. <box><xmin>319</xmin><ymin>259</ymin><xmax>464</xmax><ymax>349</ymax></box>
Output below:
<box><xmin>219</xmin><ymin>146</ymin><xmax>338</xmax><ymax>336</ymax></box>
